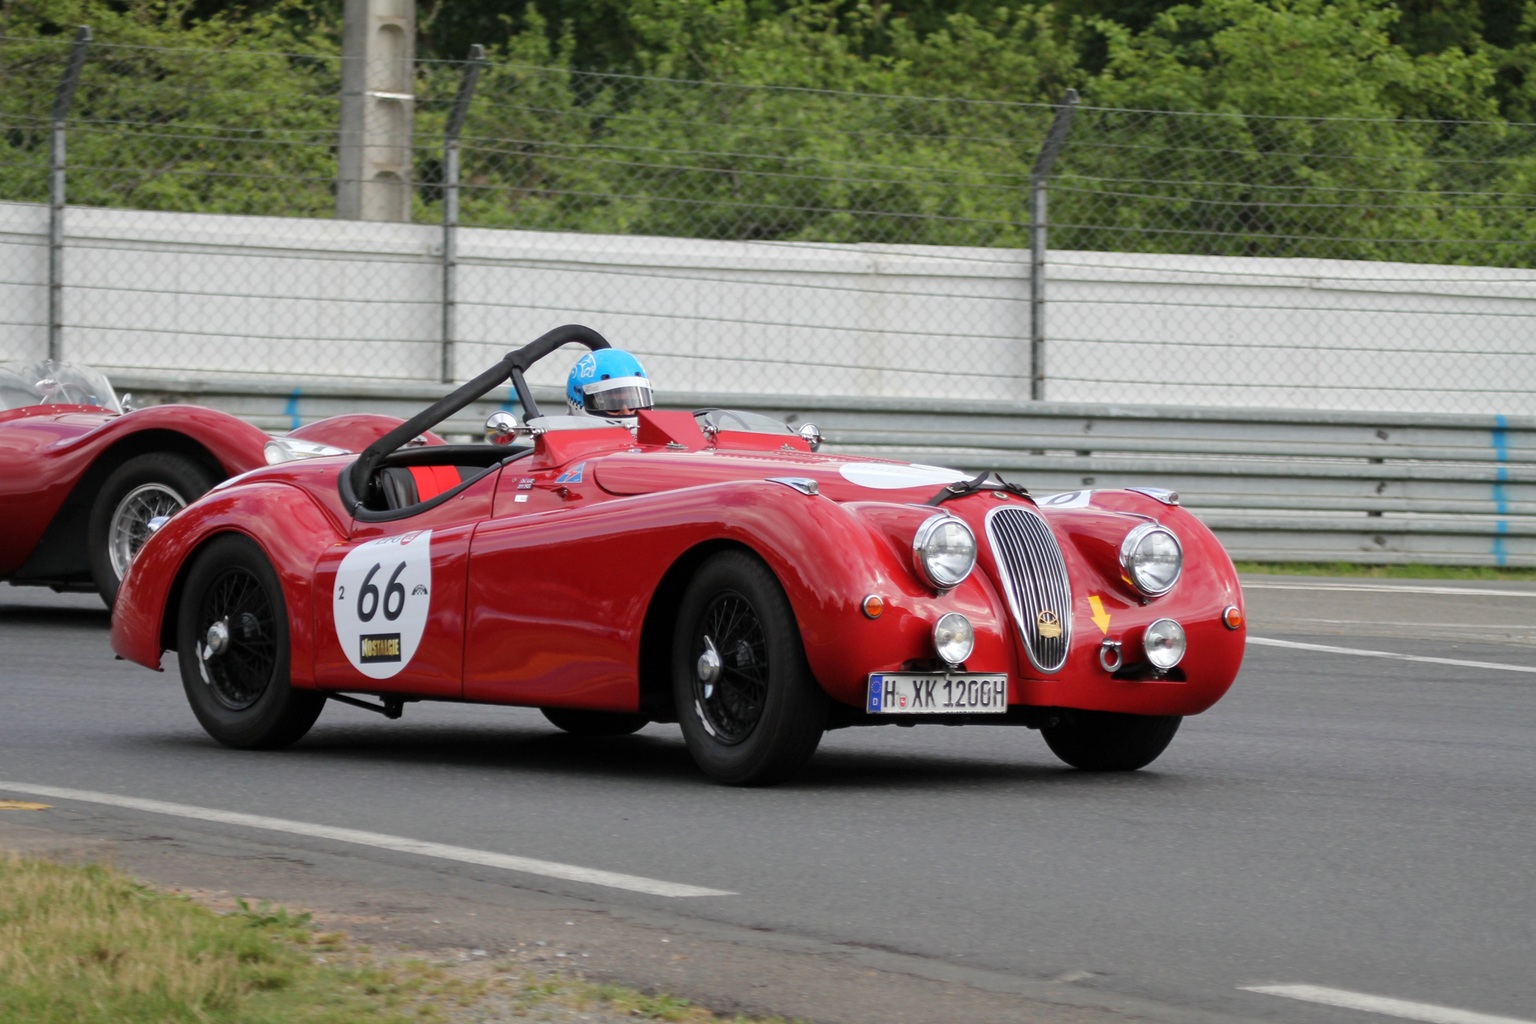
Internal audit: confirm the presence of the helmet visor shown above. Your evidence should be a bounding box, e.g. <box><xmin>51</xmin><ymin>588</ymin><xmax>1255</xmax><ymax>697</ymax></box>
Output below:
<box><xmin>583</xmin><ymin>376</ymin><xmax>653</xmax><ymax>417</ymax></box>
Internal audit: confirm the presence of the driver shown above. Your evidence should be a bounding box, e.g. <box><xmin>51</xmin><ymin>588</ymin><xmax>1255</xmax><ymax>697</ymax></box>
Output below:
<box><xmin>566</xmin><ymin>348</ymin><xmax>654</xmax><ymax>430</ymax></box>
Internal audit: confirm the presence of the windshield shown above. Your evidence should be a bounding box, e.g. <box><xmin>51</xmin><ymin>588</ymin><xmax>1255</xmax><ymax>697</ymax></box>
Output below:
<box><xmin>0</xmin><ymin>360</ymin><xmax>121</xmax><ymax>413</ymax></box>
<box><xmin>693</xmin><ymin>409</ymin><xmax>796</xmax><ymax>435</ymax></box>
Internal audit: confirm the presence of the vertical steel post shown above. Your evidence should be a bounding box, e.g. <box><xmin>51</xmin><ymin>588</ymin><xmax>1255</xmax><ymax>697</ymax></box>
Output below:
<box><xmin>1029</xmin><ymin>89</ymin><xmax>1078</xmax><ymax>402</ymax></box>
<box><xmin>48</xmin><ymin>26</ymin><xmax>91</xmax><ymax>363</ymax></box>
<box><xmin>441</xmin><ymin>44</ymin><xmax>486</xmax><ymax>384</ymax></box>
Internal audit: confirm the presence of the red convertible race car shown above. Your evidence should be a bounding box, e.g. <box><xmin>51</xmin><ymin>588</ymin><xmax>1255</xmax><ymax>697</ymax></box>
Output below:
<box><xmin>112</xmin><ymin>325</ymin><xmax>1246</xmax><ymax>785</ymax></box>
<box><xmin>0</xmin><ymin>360</ymin><xmax>271</xmax><ymax>606</ymax></box>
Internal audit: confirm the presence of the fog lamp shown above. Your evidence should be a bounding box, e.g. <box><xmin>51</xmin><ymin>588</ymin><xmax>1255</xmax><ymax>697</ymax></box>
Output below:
<box><xmin>933</xmin><ymin>612</ymin><xmax>975</xmax><ymax>667</ymax></box>
<box><xmin>1143</xmin><ymin>618</ymin><xmax>1186</xmax><ymax>670</ymax></box>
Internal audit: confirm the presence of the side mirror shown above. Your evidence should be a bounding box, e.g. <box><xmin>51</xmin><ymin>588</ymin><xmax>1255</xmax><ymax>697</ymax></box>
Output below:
<box><xmin>484</xmin><ymin>410</ymin><xmax>524</xmax><ymax>446</ymax></box>
<box><xmin>798</xmin><ymin>423</ymin><xmax>823</xmax><ymax>452</ymax></box>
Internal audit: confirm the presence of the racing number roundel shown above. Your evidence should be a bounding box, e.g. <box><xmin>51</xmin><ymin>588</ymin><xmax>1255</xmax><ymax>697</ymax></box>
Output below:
<box><xmin>333</xmin><ymin>531</ymin><xmax>433</xmax><ymax>679</ymax></box>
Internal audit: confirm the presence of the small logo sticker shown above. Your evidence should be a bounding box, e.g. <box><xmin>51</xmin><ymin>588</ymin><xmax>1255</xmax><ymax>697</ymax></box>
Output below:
<box><xmin>555</xmin><ymin>462</ymin><xmax>586</xmax><ymax>484</ymax></box>
<box><xmin>1037</xmin><ymin>610</ymin><xmax>1063</xmax><ymax>638</ymax></box>
<box><xmin>359</xmin><ymin>633</ymin><xmax>402</xmax><ymax>663</ymax></box>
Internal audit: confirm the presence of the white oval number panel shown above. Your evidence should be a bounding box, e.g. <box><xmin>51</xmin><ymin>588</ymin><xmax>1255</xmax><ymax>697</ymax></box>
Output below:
<box><xmin>333</xmin><ymin>530</ymin><xmax>433</xmax><ymax>680</ymax></box>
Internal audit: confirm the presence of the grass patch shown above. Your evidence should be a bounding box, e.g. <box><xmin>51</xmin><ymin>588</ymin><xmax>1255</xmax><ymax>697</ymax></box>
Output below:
<box><xmin>0</xmin><ymin>853</ymin><xmax>788</xmax><ymax>1024</ymax></box>
<box><xmin>1235</xmin><ymin>562</ymin><xmax>1536</xmax><ymax>581</ymax></box>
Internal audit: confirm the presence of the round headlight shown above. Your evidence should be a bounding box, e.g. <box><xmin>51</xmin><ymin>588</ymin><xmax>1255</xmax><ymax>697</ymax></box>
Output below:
<box><xmin>933</xmin><ymin>612</ymin><xmax>975</xmax><ymax>666</ymax></box>
<box><xmin>913</xmin><ymin>514</ymin><xmax>976</xmax><ymax>591</ymax></box>
<box><xmin>1143</xmin><ymin>618</ymin><xmax>1186</xmax><ymax>670</ymax></box>
<box><xmin>1120</xmin><ymin>523</ymin><xmax>1182</xmax><ymax>597</ymax></box>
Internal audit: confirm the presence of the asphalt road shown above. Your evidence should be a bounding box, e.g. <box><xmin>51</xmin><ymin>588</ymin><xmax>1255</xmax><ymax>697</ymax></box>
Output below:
<box><xmin>2</xmin><ymin>576</ymin><xmax>1533</xmax><ymax>1024</ymax></box>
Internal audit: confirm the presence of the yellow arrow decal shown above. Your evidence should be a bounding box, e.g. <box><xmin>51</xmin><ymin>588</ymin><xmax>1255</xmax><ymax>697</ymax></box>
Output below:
<box><xmin>1088</xmin><ymin>595</ymin><xmax>1112</xmax><ymax>635</ymax></box>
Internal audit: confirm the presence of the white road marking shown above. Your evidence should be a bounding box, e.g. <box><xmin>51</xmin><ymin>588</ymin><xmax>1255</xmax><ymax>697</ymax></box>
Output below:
<box><xmin>1247</xmin><ymin>637</ymin><xmax>1536</xmax><ymax>675</ymax></box>
<box><xmin>1242</xmin><ymin>580</ymin><xmax>1536</xmax><ymax>599</ymax></box>
<box><xmin>0</xmin><ymin>781</ymin><xmax>733</xmax><ymax>898</ymax></box>
<box><xmin>1242</xmin><ymin>984</ymin><xmax>1535</xmax><ymax>1024</ymax></box>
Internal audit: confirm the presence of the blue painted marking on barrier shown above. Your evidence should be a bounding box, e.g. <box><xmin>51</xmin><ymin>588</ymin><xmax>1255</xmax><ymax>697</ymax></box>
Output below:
<box><xmin>1491</xmin><ymin>415</ymin><xmax>1509</xmax><ymax>566</ymax></box>
<box><xmin>500</xmin><ymin>387</ymin><xmax>521</xmax><ymax>414</ymax></box>
<box><xmin>286</xmin><ymin>388</ymin><xmax>302</xmax><ymax>430</ymax></box>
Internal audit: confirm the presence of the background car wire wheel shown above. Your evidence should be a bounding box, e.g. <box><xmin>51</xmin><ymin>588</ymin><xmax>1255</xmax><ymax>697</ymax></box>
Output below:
<box><xmin>1040</xmin><ymin>710</ymin><xmax>1183</xmax><ymax>771</ymax></box>
<box><xmin>88</xmin><ymin>451</ymin><xmax>219</xmax><ymax>606</ymax></box>
<box><xmin>672</xmin><ymin>550</ymin><xmax>827</xmax><ymax>785</ymax></box>
<box><xmin>176</xmin><ymin>534</ymin><xmax>324</xmax><ymax>750</ymax></box>
<box><xmin>540</xmin><ymin>707</ymin><xmax>649</xmax><ymax>736</ymax></box>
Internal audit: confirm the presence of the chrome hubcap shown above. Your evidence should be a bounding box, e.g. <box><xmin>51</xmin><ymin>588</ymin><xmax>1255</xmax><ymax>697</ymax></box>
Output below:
<box><xmin>696</xmin><ymin>635</ymin><xmax>722</xmax><ymax>694</ymax></box>
<box><xmin>202</xmin><ymin>618</ymin><xmax>231</xmax><ymax>660</ymax></box>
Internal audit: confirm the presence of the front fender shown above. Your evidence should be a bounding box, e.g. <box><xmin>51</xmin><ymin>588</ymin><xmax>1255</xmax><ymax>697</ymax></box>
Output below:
<box><xmin>110</xmin><ymin>481</ymin><xmax>347</xmax><ymax>684</ymax></box>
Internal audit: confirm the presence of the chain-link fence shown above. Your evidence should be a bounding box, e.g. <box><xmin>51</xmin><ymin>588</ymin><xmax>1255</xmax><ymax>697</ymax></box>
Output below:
<box><xmin>2</xmin><ymin>32</ymin><xmax>1533</xmax><ymax>413</ymax></box>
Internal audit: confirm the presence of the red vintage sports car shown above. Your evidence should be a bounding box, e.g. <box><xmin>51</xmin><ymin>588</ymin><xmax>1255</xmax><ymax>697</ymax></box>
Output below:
<box><xmin>111</xmin><ymin>325</ymin><xmax>1246</xmax><ymax>785</ymax></box>
<box><xmin>0</xmin><ymin>359</ymin><xmax>427</xmax><ymax>607</ymax></box>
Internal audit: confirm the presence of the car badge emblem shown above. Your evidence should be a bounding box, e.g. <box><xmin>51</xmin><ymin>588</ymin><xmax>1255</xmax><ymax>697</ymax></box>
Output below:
<box><xmin>1037</xmin><ymin>610</ymin><xmax>1062</xmax><ymax>638</ymax></box>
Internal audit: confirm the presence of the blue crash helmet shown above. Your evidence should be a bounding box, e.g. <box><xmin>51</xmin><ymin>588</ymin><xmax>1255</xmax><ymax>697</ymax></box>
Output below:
<box><xmin>565</xmin><ymin>349</ymin><xmax>654</xmax><ymax>424</ymax></box>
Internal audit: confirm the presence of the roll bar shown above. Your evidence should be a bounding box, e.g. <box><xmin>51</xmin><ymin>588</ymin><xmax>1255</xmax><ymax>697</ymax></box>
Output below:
<box><xmin>348</xmin><ymin>323</ymin><xmax>610</xmax><ymax>500</ymax></box>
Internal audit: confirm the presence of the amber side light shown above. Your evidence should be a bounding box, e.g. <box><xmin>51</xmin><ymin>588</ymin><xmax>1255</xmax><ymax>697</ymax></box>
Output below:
<box><xmin>1222</xmin><ymin>605</ymin><xmax>1244</xmax><ymax>630</ymax></box>
<box><xmin>862</xmin><ymin>595</ymin><xmax>885</xmax><ymax>619</ymax></box>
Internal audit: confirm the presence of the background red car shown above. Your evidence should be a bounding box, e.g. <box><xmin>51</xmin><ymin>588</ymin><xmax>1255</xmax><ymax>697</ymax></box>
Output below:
<box><xmin>1</xmin><ymin>359</ymin><xmax>428</xmax><ymax>607</ymax></box>
<box><xmin>0</xmin><ymin>360</ymin><xmax>271</xmax><ymax>606</ymax></box>
<box><xmin>111</xmin><ymin>325</ymin><xmax>1246</xmax><ymax>785</ymax></box>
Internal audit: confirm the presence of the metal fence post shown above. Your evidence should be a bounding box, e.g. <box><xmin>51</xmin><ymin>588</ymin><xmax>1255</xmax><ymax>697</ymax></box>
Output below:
<box><xmin>1029</xmin><ymin>89</ymin><xmax>1078</xmax><ymax>402</ymax></box>
<box><xmin>441</xmin><ymin>44</ymin><xmax>487</xmax><ymax>384</ymax></box>
<box><xmin>49</xmin><ymin>26</ymin><xmax>91</xmax><ymax>364</ymax></box>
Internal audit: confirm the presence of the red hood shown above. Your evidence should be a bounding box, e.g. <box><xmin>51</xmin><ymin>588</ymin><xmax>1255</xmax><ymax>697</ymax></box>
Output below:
<box><xmin>592</xmin><ymin>448</ymin><xmax>973</xmax><ymax>505</ymax></box>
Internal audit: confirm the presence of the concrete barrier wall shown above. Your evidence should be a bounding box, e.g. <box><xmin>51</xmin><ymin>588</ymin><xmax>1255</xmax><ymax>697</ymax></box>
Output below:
<box><xmin>4</xmin><ymin>200</ymin><xmax>1534</xmax><ymax>415</ymax></box>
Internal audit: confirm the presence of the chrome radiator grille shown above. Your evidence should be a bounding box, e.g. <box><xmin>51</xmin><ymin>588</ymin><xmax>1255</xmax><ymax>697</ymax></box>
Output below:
<box><xmin>985</xmin><ymin>505</ymin><xmax>1072</xmax><ymax>673</ymax></box>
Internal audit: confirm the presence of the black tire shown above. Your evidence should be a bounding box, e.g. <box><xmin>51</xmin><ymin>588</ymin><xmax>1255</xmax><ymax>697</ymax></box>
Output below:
<box><xmin>540</xmin><ymin>707</ymin><xmax>649</xmax><ymax>736</ymax></box>
<box><xmin>1041</xmin><ymin>710</ymin><xmax>1182</xmax><ymax>771</ymax></box>
<box><xmin>89</xmin><ymin>451</ymin><xmax>219</xmax><ymax>607</ymax></box>
<box><xmin>672</xmin><ymin>551</ymin><xmax>827</xmax><ymax>785</ymax></box>
<box><xmin>175</xmin><ymin>534</ymin><xmax>324</xmax><ymax>750</ymax></box>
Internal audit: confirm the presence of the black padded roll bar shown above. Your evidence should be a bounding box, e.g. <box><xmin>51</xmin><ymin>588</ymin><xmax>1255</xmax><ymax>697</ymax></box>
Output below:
<box><xmin>348</xmin><ymin>324</ymin><xmax>610</xmax><ymax>500</ymax></box>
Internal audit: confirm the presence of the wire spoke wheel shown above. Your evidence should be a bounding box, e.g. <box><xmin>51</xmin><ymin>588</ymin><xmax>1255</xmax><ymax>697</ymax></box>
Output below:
<box><xmin>693</xmin><ymin>592</ymin><xmax>770</xmax><ymax>744</ymax></box>
<box><xmin>89</xmin><ymin>451</ymin><xmax>218</xmax><ymax>607</ymax></box>
<box><xmin>673</xmin><ymin>551</ymin><xmax>828</xmax><ymax>785</ymax></box>
<box><xmin>194</xmin><ymin>565</ymin><xmax>278</xmax><ymax>711</ymax></box>
<box><xmin>176</xmin><ymin>535</ymin><xmax>324</xmax><ymax>750</ymax></box>
<box><xmin>108</xmin><ymin>482</ymin><xmax>188</xmax><ymax>582</ymax></box>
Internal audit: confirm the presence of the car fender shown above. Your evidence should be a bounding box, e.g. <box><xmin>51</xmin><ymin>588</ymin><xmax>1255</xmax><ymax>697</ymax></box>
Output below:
<box><xmin>110</xmin><ymin>480</ymin><xmax>348</xmax><ymax>684</ymax></box>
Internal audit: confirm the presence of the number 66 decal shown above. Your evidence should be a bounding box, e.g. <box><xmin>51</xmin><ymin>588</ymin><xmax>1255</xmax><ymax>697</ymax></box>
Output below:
<box><xmin>333</xmin><ymin>531</ymin><xmax>432</xmax><ymax>679</ymax></box>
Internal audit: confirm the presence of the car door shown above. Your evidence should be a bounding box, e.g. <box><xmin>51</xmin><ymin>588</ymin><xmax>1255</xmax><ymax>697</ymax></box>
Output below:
<box><xmin>310</xmin><ymin>467</ymin><xmax>497</xmax><ymax>697</ymax></box>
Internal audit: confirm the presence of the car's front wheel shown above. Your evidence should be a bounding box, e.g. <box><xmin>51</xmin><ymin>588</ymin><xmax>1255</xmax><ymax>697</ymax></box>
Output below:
<box><xmin>672</xmin><ymin>551</ymin><xmax>827</xmax><ymax>785</ymax></box>
<box><xmin>176</xmin><ymin>534</ymin><xmax>324</xmax><ymax>749</ymax></box>
<box><xmin>89</xmin><ymin>451</ymin><xmax>219</xmax><ymax>606</ymax></box>
<box><xmin>1041</xmin><ymin>710</ymin><xmax>1182</xmax><ymax>771</ymax></box>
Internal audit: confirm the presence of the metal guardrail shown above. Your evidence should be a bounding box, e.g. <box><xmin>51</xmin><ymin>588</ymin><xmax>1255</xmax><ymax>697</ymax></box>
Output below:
<box><xmin>115</xmin><ymin>373</ymin><xmax>1536</xmax><ymax>568</ymax></box>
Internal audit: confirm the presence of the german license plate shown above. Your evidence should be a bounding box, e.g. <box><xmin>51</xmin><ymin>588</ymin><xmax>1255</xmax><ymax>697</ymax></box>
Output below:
<box><xmin>866</xmin><ymin>673</ymin><xmax>1008</xmax><ymax>715</ymax></box>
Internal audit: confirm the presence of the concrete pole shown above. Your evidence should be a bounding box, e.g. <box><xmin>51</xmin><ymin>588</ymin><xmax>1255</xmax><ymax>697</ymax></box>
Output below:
<box><xmin>338</xmin><ymin>0</ymin><xmax>415</xmax><ymax>222</ymax></box>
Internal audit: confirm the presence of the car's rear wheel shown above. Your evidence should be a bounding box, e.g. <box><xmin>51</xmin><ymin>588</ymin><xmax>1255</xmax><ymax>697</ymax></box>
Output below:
<box><xmin>176</xmin><ymin>534</ymin><xmax>324</xmax><ymax>749</ymax></box>
<box><xmin>89</xmin><ymin>451</ymin><xmax>219</xmax><ymax>607</ymax></box>
<box><xmin>1041</xmin><ymin>710</ymin><xmax>1182</xmax><ymax>771</ymax></box>
<box><xmin>672</xmin><ymin>551</ymin><xmax>827</xmax><ymax>785</ymax></box>
<box><xmin>540</xmin><ymin>707</ymin><xmax>649</xmax><ymax>736</ymax></box>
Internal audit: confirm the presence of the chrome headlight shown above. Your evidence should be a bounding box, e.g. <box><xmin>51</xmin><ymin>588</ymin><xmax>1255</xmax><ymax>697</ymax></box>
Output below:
<box><xmin>1120</xmin><ymin>523</ymin><xmax>1182</xmax><ymax>597</ymax></box>
<box><xmin>913</xmin><ymin>514</ymin><xmax>976</xmax><ymax>591</ymax></box>
<box><xmin>1143</xmin><ymin>618</ymin><xmax>1186</xmax><ymax>670</ymax></box>
<box><xmin>264</xmin><ymin>438</ymin><xmax>348</xmax><ymax>464</ymax></box>
<box><xmin>933</xmin><ymin>612</ymin><xmax>975</xmax><ymax>667</ymax></box>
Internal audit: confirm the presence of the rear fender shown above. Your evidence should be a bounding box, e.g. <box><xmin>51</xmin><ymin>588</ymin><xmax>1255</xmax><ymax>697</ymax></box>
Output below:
<box><xmin>110</xmin><ymin>481</ymin><xmax>347</xmax><ymax>686</ymax></box>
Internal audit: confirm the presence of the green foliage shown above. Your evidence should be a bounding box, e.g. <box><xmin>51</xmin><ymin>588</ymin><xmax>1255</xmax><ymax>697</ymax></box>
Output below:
<box><xmin>4</xmin><ymin>0</ymin><xmax>1536</xmax><ymax>265</ymax></box>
